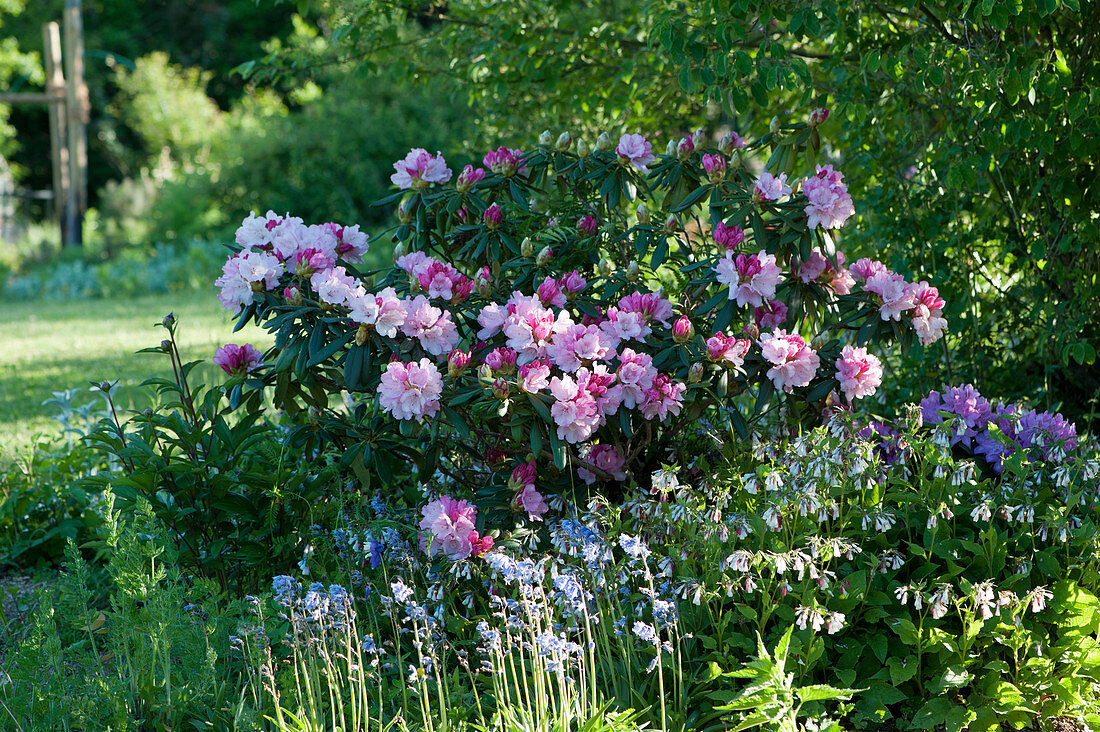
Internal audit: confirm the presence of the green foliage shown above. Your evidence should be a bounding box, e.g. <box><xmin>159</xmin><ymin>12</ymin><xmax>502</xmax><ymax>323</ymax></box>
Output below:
<box><xmin>81</xmin><ymin>318</ymin><xmax>337</xmax><ymax>592</ymax></box>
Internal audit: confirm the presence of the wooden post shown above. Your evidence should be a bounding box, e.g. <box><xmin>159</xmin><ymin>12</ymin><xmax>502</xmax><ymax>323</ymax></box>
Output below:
<box><xmin>43</xmin><ymin>22</ymin><xmax>69</xmax><ymax>243</ymax></box>
<box><xmin>63</xmin><ymin>0</ymin><xmax>88</xmax><ymax>247</ymax></box>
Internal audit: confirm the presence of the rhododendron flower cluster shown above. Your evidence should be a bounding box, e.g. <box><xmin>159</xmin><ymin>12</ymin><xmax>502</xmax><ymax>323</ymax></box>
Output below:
<box><xmin>753</xmin><ymin>171</ymin><xmax>792</xmax><ymax>202</ymax></box>
<box><xmin>378</xmin><ymin>358</ymin><xmax>444</xmax><ymax>421</ymax></box>
<box><xmin>760</xmin><ymin>330</ymin><xmax>821</xmax><ymax>392</ymax></box>
<box><xmin>391</xmin><ymin>148</ymin><xmax>453</xmax><ymax>189</ymax></box>
<box><xmin>213</xmin><ymin>343</ymin><xmax>263</xmax><ymax>376</ymax></box>
<box><xmin>802</xmin><ymin>164</ymin><xmax>855</xmax><ymax>230</ymax></box>
<box><xmin>834</xmin><ymin>345</ymin><xmax>883</xmax><ymax>402</ymax></box>
<box><xmin>616</xmin><ymin>133</ymin><xmax>657</xmax><ymax>174</ymax></box>
<box><xmin>419</xmin><ymin>496</ymin><xmax>490</xmax><ymax>559</ymax></box>
<box><xmin>715</xmin><ymin>250</ymin><xmax>783</xmax><ymax>308</ymax></box>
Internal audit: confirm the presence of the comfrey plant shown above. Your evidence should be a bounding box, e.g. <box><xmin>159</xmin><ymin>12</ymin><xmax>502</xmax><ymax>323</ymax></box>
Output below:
<box><xmin>214</xmin><ymin>117</ymin><xmax>949</xmax><ymax>541</ymax></box>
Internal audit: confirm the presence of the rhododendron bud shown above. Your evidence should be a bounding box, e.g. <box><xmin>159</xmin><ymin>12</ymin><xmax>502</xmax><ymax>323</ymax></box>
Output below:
<box><xmin>729</xmin><ymin>150</ymin><xmax>742</xmax><ymax>170</ymax></box>
<box><xmin>626</xmin><ymin>261</ymin><xmax>641</xmax><ymax>280</ymax></box>
<box><xmin>397</xmin><ymin>197</ymin><xmax>415</xmax><ymax>224</ymax></box>
<box><xmin>688</xmin><ymin>361</ymin><xmax>704</xmax><ymax>383</ymax></box>
<box><xmin>456</xmin><ymin>164</ymin><xmax>486</xmax><ymax>192</ymax></box>
<box><xmin>539</xmin><ymin>130</ymin><xmax>553</xmax><ymax>146</ymax></box>
<box><xmin>577</xmin><ymin>214</ymin><xmax>598</xmax><ymax>237</ymax></box>
<box><xmin>393</xmin><ymin>241</ymin><xmax>406</xmax><ymax>260</ymax></box>
<box><xmin>485</xmin><ymin>347</ymin><xmax>518</xmax><ymax>375</ymax></box>
<box><xmin>809</xmin><ymin>107</ymin><xmax>830</xmax><ymax>126</ymax></box>
<box><xmin>769</xmin><ymin>116</ymin><xmax>781</xmax><ymax>134</ymax></box>
<box><xmin>636</xmin><ymin>203</ymin><xmax>651</xmax><ymax>226</ymax></box>
<box><xmin>536</xmin><ymin>245</ymin><xmax>553</xmax><ymax>266</ymax></box>
<box><xmin>664</xmin><ymin>139</ymin><xmax>678</xmax><ymax>156</ymax></box>
<box><xmin>702</xmin><ymin>153</ymin><xmax>726</xmax><ymax>183</ymax></box>
<box><xmin>509</xmin><ymin>461</ymin><xmax>537</xmax><ymax>491</ymax></box>
<box><xmin>672</xmin><ymin>315</ymin><xmax>694</xmax><ymax>343</ymax></box>
<box><xmin>448</xmin><ymin>349</ymin><xmax>470</xmax><ymax>378</ymax></box>
<box><xmin>475</xmin><ymin>266</ymin><xmax>492</xmax><ymax>297</ymax></box>
<box><xmin>483</xmin><ymin>203</ymin><xmax>503</xmax><ymax>229</ymax></box>
<box><xmin>556</xmin><ymin>131</ymin><xmax>572</xmax><ymax>150</ymax></box>
<box><xmin>677</xmin><ymin>137</ymin><xmax>694</xmax><ymax>159</ymax></box>
<box><xmin>754</xmin><ymin>300</ymin><xmax>788</xmax><ymax>330</ymax></box>
<box><xmin>742</xmin><ymin>322</ymin><xmax>760</xmax><ymax>340</ymax></box>
<box><xmin>718</xmin><ymin>130</ymin><xmax>746</xmax><ymax>154</ymax></box>
<box><xmin>491</xmin><ymin>377</ymin><xmax>511</xmax><ymax>400</ymax></box>
<box><xmin>713</xmin><ymin>222</ymin><xmax>745</xmax><ymax>250</ymax></box>
<box><xmin>561</xmin><ymin>270</ymin><xmax>587</xmax><ymax>296</ymax></box>
<box><xmin>576</xmin><ymin>138</ymin><xmax>590</xmax><ymax>157</ymax></box>
<box><xmin>283</xmin><ymin>285</ymin><xmax>302</xmax><ymax>306</ymax></box>
<box><xmin>485</xmin><ymin>448</ymin><xmax>506</xmax><ymax>467</ymax></box>
<box><xmin>521</xmin><ymin>237</ymin><xmax>534</xmax><ymax>257</ymax></box>
<box><xmin>596</xmin><ymin>131</ymin><xmax>612</xmax><ymax>151</ymax></box>
<box><xmin>598</xmin><ymin>258</ymin><xmax>613</xmax><ymax>277</ymax></box>
<box><xmin>355</xmin><ymin>323</ymin><xmax>369</xmax><ymax>346</ymax></box>
<box><xmin>477</xmin><ymin>363</ymin><xmax>494</xmax><ymax>384</ymax></box>
<box><xmin>664</xmin><ymin>214</ymin><xmax>679</xmax><ymax>234</ymax></box>
<box><xmin>691</xmin><ymin>128</ymin><xmax>707</xmax><ymax>149</ymax></box>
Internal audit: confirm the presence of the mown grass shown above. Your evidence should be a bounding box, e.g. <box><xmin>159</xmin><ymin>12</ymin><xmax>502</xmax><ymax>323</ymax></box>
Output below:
<box><xmin>0</xmin><ymin>291</ymin><xmax>270</xmax><ymax>458</ymax></box>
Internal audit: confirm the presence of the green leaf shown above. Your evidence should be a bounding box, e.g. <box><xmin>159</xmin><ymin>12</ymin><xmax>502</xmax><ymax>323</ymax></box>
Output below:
<box><xmin>796</xmin><ymin>684</ymin><xmax>860</xmax><ymax>703</ymax></box>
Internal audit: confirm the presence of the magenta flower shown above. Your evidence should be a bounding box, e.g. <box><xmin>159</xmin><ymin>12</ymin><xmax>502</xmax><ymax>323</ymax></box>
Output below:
<box><xmin>803</xmin><ymin>164</ymin><xmax>855</xmax><ymax>230</ymax></box>
<box><xmin>515</xmin><ymin>485</ymin><xmax>549</xmax><ymax>521</ymax></box>
<box><xmin>577</xmin><ymin>214</ymin><xmax>599</xmax><ymax>237</ymax></box>
<box><xmin>849</xmin><ymin>257</ymin><xmax>887</xmax><ymax>282</ymax></box>
<box><xmin>616</xmin><ymin>348</ymin><xmax>657</xmax><ymax>409</ymax></box>
<box><xmin>835</xmin><ymin>345</ymin><xmax>883</xmax><ymax>401</ymax></box>
<box><xmin>808</xmin><ymin>107</ymin><xmax>830</xmax><ymax>126</ymax></box>
<box><xmin>548</xmin><ymin>323</ymin><xmax>615</xmax><ymax>372</ymax></box>
<box><xmin>616</xmin><ymin>133</ymin><xmax>657</xmax><ymax>174</ymax></box>
<box><xmin>456</xmin><ymin>164</ymin><xmax>486</xmax><ymax>192</ymax></box>
<box><xmin>483</xmin><ymin>146</ymin><xmax>526</xmax><ymax>176</ymax></box>
<box><xmin>378</xmin><ymin>357</ymin><xmax>444</xmax><ymax>421</ymax></box>
<box><xmin>701</xmin><ymin>153</ymin><xmax>727</xmax><ymax>183</ymax></box>
<box><xmin>537</xmin><ymin>276</ymin><xmax>566</xmax><ymax>307</ymax></box>
<box><xmin>753</xmin><ymin>300</ymin><xmax>788</xmax><ymax>330</ymax></box>
<box><xmin>213</xmin><ymin>343</ymin><xmax>263</xmax><ymax>377</ymax></box>
<box><xmin>713</xmin><ymin>222</ymin><xmax>745</xmax><ymax>250</ymax></box>
<box><xmin>448</xmin><ymin>349</ymin><xmax>471</xmax><ymax>378</ymax></box>
<box><xmin>419</xmin><ymin>496</ymin><xmax>477</xmax><ymax>559</ymax></box>
<box><xmin>753</xmin><ymin>171</ymin><xmax>792</xmax><ymax>202</ymax></box>
<box><xmin>578</xmin><ymin>443</ymin><xmax>627</xmax><ymax>484</ymax></box>
<box><xmin>672</xmin><ymin>315</ymin><xmax>694</xmax><ymax>343</ymax></box>
<box><xmin>483</xmin><ymin>203</ymin><xmax>503</xmax><ymax>229</ymax></box>
<box><xmin>549</xmin><ymin>373</ymin><xmax>602</xmax><ymax>444</ymax></box>
<box><xmin>641</xmin><ymin>373</ymin><xmax>686</xmax><ymax>421</ymax></box>
<box><xmin>561</xmin><ymin>270</ymin><xmax>587</xmax><ymax>296</ymax></box>
<box><xmin>797</xmin><ymin>248</ymin><xmax>830</xmax><ymax>283</ymax></box>
<box><xmin>759</xmin><ymin>330</ymin><xmax>820</xmax><ymax>392</ymax></box>
<box><xmin>705</xmin><ymin>333</ymin><xmax>750</xmax><ymax>367</ymax></box>
<box><xmin>390</xmin><ymin>148</ymin><xmax>453</xmax><ymax>189</ymax></box>
<box><xmin>718</xmin><ymin>130</ymin><xmax>747</xmax><ymax>154</ymax></box>
<box><xmin>714</xmin><ymin>249</ymin><xmax>783</xmax><ymax>308</ymax></box>
<box><xmin>509</xmin><ymin>460</ymin><xmax>537</xmax><ymax>490</ymax></box>
<box><xmin>485</xmin><ymin>347</ymin><xmax>519</xmax><ymax>375</ymax></box>
<box><xmin>909</xmin><ymin>281</ymin><xmax>948</xmax><ymax>346</ymax></box>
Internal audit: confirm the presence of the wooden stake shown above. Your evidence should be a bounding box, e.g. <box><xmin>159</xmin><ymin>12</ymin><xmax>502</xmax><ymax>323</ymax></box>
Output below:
<box><xmin>63</xmin><ymin>0</ymin><xmax>88</xmax><ymax>247</ymax></box>
<box><xmin>43</xmin><ymin>22</ymin><xmax>69</xmax><ymax>241</ymax></box>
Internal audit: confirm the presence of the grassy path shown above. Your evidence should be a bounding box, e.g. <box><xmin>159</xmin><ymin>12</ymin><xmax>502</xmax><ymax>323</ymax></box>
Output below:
<box><xmin>0</xmin><ymin>291</ymin><xmax>270</xmax><ymax>457</ymax></box>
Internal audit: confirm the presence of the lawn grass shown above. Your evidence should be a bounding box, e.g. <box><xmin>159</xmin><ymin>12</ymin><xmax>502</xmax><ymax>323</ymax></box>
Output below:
<box><xmin>0</xmin><ymin>291</ymin><xmax>270</xmax><ymax>458</ymax></box>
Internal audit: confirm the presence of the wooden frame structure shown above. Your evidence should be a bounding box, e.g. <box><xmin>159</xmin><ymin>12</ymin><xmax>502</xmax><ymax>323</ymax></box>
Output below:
<box><xmin>0</xmin><ymin>0</ymin><xmax>88</xmax><ymax>247</ymax></box>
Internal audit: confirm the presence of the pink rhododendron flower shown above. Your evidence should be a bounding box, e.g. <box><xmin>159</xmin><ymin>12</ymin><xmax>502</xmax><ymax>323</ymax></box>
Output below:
<box><xmin>577</xmin><ymin>443</ymin><xmax>627</xmax><ymax>484</ymax></box>
<box><xmin>311</xmin><ymin>266</ymin><xmax>358</xmax><ymax>307</ymax></box>
<box><xmin>483</xmin><ymin>203</ymin><xmax>503</xmax><ymax>228</ymax></box>
<box><xmin>293</xmin><ymin>247</ymin><xmax>336</xmax><ymax>278</ymax></box>
<box><xmin>578</xmin><ymin>365</ymin><xmax>622</xmax><ymax>417</ymax></box>
<box><xmin>373</xmin><ymin>287</ymin><xmax>407</xmax><ymax>338</ymax></box>
<box><xmin>215</xmin><ymin>250</ymin><xmax>284</xmax><ymax>312</ymax></box>
<box><xmin>835</xmin><ymin>345</ymin><xmax>883</xmax><ymax>401</ymax></box>
<box><xmin>601</xmin><ymin>291</ymin><xmax>675</xmax><ymax>344</ymax></box>
<box><xmin>417</xmin><ymin>260</ymin><xmax>467</xmax><ymax>301</ymax></box>
<box><xmin>235</xmin><ymin>210</ymin><xmax>284</xmax><ymax>249</ymax></box>
<box><xmin>469</xmin><ymin>532</ymin><xmax>493</xmax><ymax>557</ymax></box>
<box><xmin>753</xmin><ymin>171</ymin><xmax>792</xmax><ymax>202</ymax></box>
<box><xmin>701</xmin><ymin>153</ymin><xmax>726</xmax><ymax>183</ymax></box>
<box><xmin>549</xmin><ymin>373</ymin><xmax>602</xmax><ymax>444</ymax></box>
<box><xmin>706</xmin><ymin>333</ymin><xmax>751</xmax><ymax>367</ymax></box>
<box><xmin>456</xmin><ymin>164</ymin><xmax>486</xmax><ymax>191</ymax></box>
<box><xmin>616</xmin><ymin>133</ymin><xmax>657</xmax><ymax>174</ymax></box>
<box><xmin>504</xmin><ymin>294</ymin><xmax>568</xmax><ymax>360</ymax></box>
<box><xmin>797</xmin><ymin>248</ymin><xmax>829</xmax><ymax>283</ymax></box>
<box><xmin>672</xmin><ymin>315</ymin><xmax>694</xmax><ymax>343</ymax></box>
<box><xmin>713</xmin><ymin>222</ymin><xmax>745</xmax><ymax>250</ymax></box>
<box><xmin>826</xmin><ymin>253</ymin><xmax>856</xmax><ymax>295</ymax></box>
<box><xmin>561</xmin><ymin>271</ymin><xmax>587</xmax><ymax>296</ymax></box>
<box><xmin>331</xmin><ymin>222</ymin><xmax>370</xmax><ymax>261</ymax></box>
<box><xmin>759</xmin><ymin>329</ymin><xmax>821</xmax><ymax>392</ymax></box>
<box><xmin>401</xmin><ymin>295</ymin><xmax>460</xmax><ymax>356</ymax></box>
<box><xmin>213</xmin><ymin>343</ymin><xmax>263</xmax><ymax>376</ymax></box>
<box><xmin>718</xmin><ymin>130</ymin><xmax>747</xmax><ymax>153</ymax></box>
<box><xmin>448</xmin><ymin>349</ymin><xmax>471</xmax><ymax>377</ymax></box>
<box><xmin>753</xmin><ymin>300</ymin><xmax>787</xmax><ymax>330</ymax></box>
<box><xmin>391</xmin><ymin>148</ymin><xmax>453</xmax><ymax>189</ymax></box>
<box><xmin>909</xmin><ymin>281</ymin><xmax>948</xmax><ymax>346</ymax></box>
<box><xmin>641</xmin><ymin>373</ymin><xmax>686</xmax><ymax>421</ymax></box>
<box><xmin>863</xmin><ymin>270</ymin><xmax>917</xmax><ymax>321</ymax></box>
<box><xmin>348</xmin><ymin>288</ymin><xmax>380</xmax><ymax>326</ymax></box>
<box><xmin>515</xmin><ymin>485</ymin><xmax>549</xmax><ymax>521</ymax></box>
<box><xmin>715</xmin><ymin>250</ymin><xmax>783</xmax><ymax>308</ymax></box>
<box><xmin>548</xmin><ymin>323</ymin><xmax>615</xmax><ymax>372</ymax></box>
<box><xmin>378</xmin><ymin>358</ymin><xmax>444</xmax><ymax>421</ymax></box>
<box><xmin>477</xmin><ymin>302</ymin><xmax>507</xmax><ymax>340</ymax></box>
<box><xmin>509</xmin><ymin>461</ymin><xmax>537</xmax><ymax>490</ymax></box>
<box><xmin>518</xmin><ymin>358</ymin><xmax>551</xmax><ymax>393</ymax></box>
<box><xmin>849</xmin><ymin>257</ymin><xmax>887</xmax><ymax>282</ymax></box>
<box><xmin>537</xmin><ymin>276</ymin><xmax>566</xmax><ymax>307</ymax></box>
<box><xmin>483</xmin><ymin>146</ymin><xmax>526</xmax><ymax>176</ymax></box>
<box><xmin>485</xmin><ymin>347</ymin><xmax>518</xmax><ymax>375</ymax></box>
<box><xmin>802</xmin><ymin>164</ymin><xmax>855</xmax><ymax>230</ymax></box>
<box><xmin>577</xmin><ymin>214</ymin><xmax>598</xmax><ymax>237</ymax></box>
<box><xmin>419</xmin><ymin>496</ymin><xmax>477</xmax><ymax>559</ymax></box>
<box><xmin>396</xmin><ymin>251</ymin><xmax>435</xmax><ymax>280</ymax></box>
<box><xmin>616</xmin><ymin>348</ymin><xmax>658</xmax><ymax>409</ymax></box>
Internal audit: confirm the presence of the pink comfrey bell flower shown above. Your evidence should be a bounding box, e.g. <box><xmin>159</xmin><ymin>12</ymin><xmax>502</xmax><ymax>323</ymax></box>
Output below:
<box><xmin>391</xmin><ymin>148</ymin><xmax>452</xmax><ymax>189</ymax></box>
<box><xmin>419</xmin><ymin>496</ymin><xmax>477</xmax><ymax>559</ymax></box>
<box><xmin>803</xmin><ymin>165</ymin><xmax>855</xmax><ymax>230</ymax></box>
<box><xmin>713</xmin><ymin>222</ymin><xmax>745</xmax><ymax>250</ymax></box>
<box><xmin>378</xmin><ymin>358</ymin><xmax>444</xmax><ymax>421</ymax></box>
<box><xmin>616</xmin><ymin>133</ymin><xmax>657</xmax><ymax>174</ymax></box>
<box><xmin>759</xmin><ymin>329</ymin><xmax>821</xmax><ymax>392</ymax></box>
<box><xmin>753</xmin><ymin>171</ymin><xmax>792</xmax><ymax>202</ymax></box>
<box><xmin>715</xmin><ymin>250</ymin><xmax>783</xmax><ymax>308</ymax></box>
<box><xmin>213</xmin><ymin>343</ymin><xmax>263</xmax><ymax>377</ymax></box>
<box><xmin>754</xmin><ymin>300</ymin><xmax>788</xmax><ymax>330</ymax></box>
<box><xmin>577</xmin><ymin>443</ymin><xmax>627</xmax><ymax>484</ymax></box>
<box><xmin>515</xmin><ymin>485</ymin><xmax>549</xmax><ymax>521</ymax></box>
<box><xmin>835</xmin><ymin>345</ymin><xmax>883</xmax><ymax>402</ymax></box>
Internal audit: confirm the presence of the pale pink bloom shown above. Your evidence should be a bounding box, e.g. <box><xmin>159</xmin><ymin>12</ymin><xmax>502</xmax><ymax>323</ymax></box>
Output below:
<box><xmin>616</xmin><ymin>348</ymin><xmax>658</xmax><ymax>409</ymax></box>
<box><xmin>863</xmin><ymin>270</ymin><xmax>917</xmax><ymax>321</ymax></box>
<box><xmin>754</xmin><ymin>300</ymin><xmax>788</xmax><ymax>330</ymax></box>
<box><xmin>391</xmin><ymin>148</ymin><xmax>453</xmax><ymax>189</ymax></box>
<box><xmin>504</xmin><ymin>294</ymin><xmax>565</xmax><ymax>360</ymax></box>
<box><xmin>311</xmin><ymin>266</ymin><xmax>358</xmax><ymax>307</ymax></box>
<box><xmin>909</xmin><ymin>281</ymin><xmax>948</xmax><ymax>346</ymax></box>
<box><xmin>215</xmin><ymin>250</ymin><xmax>280</xmax><ymax>312</ymax></box>
<box><xmin>759</xmin><ymin>329</ymin><xmax>820</xmax><ymax>392</ymax></box>
<box><xmin>419</xmin><ymin>496</ymin><xmax>476</xmax><ymax>559</ymax></box>
<box><xmin>401</xmin><ymin>295</ymin><xmax>460</xmax><ymax>356</ymax></box>
<box><xmin>753</xmin><ymin>171</ymin><xmax>792</xmax><ymax>202</ymax></box>
<box><xmin>213</xmin><ymin>343</ymin><xmax>263</xmax><ymax>376</ymax></box>
<box><xmin>537</xmin><ymin>276</ymin><xmax>566</xmax><ymax>307</ymax></box>
<box><xmin>348</xmin><ymin>289</ymin><xmax>381</xmax><ymax>325</ymax></box>
<box><xmin>619</xmin><ymin>291</ymin><xmax>674</xmax><ymax>327</ymax></box>
<box><xmin>600</xmin><ymin>307</ymin><xmax>647</xmax><ymax>345</ymax></box>
<box><xmin>706</xmin><ymin>333</ymin><xmax>751</xmax><ymax>367</ymax></box>
<box><xmin>548</xmin><ymin>323</ymin><xmax>615</xmax><ymax>372</ymax></box>
<box><xmin>379</xmin><ymin>358</ymin><xmax>444</xmax><ymax>421</ymax></box>
<box><xmin>713</xmin><ymin>222</ymin><xmax>745</xmax><ymax>250</ymax></box>
<box><xmin>515</xmin><ymin>486</ymin><xmax>549</xmax><ymax>521</ymax></box>
<box><xmin>396</xmin><ymin>251</ymin><xmax>435</xmax><ymax>280</ymax></box>
<box><xmin>802</xmin><ymin>164</ymin><xmax>855</xmax><ymax>230</ymax></box>
<box><xmin>549</xmin><ymin>374</ymin><xmax>602</xmax><ymax>444</ymax></box>
<box><xmin>849</xmin><ymin>257</ymin><xmax>887</xmax><ymax>282</ymax></box>
<box><xmin>235</xmin><ymin>210</ymin><xmax>284</xmax><ymax>248</ymax></box>
<box><xmin>417</xmin><ymin>260</ymin><xmax>464</xmax><ymax>301</ymax></box>
<box><xmin>715</xmin><ymin>250</ymin><xmax>783</xmax><ymax>307</ymax></box>
<box><xmin>578</xmin><ymin>364</ymin><xmax>622</xmax><ymax>417</ymax></box>
<box><xmin>477</xmin><ymin>302</ymin><xmax>508</xmax><ymax>340</ymax></box>
<box><xmin>828</xmin><ymin>256</ymin><xmax>856</xmax><ymax>295</ymax></box>
<box><xmin>616</xmin><ymin>133</ymin><xmax>657</xmax><ymax>174</ymax></box>
<box><xmin>509</xmin><ymin>461</ymin><xmax>537</xmax><ymax>490</ymax></box>
<box><xmin>333</xmin><ymin>223</ymin><xmax>370</xmax><ymax>262</ymax></box>
<box><xmin>604</xmin><ymin>291</ymin><xmax>675</xmax><ymax>344</ymax></box>
<box><xmin>267</xmin><ymin>219</ymin><xmax>309</xmax><ymax>262</ymax></box>
<box><xmin>374</xmin><ymin>287</ymin><xmax>407</xmax><ymax>338</ymax></box>
<box><xmin>835</xmin><ymin>345</ymin><xmax>883</xmax><ymax>401</ymax></box>
<box><xmin>641</xmin><ymin>373</ymin><xmax>686</xmax><ymax>421</ymax></box>
<box><xmin>519</xmin><ymin>358</ymin><xmax>551</xmax><ymax>394</ymax></box>
<box><xmin>797</xmin><ymin>248</ymin><xmax>830</xmax><ymax>283</ymax></box>
<box><xmin>578</xmin><ymin>443</ymin><xmax>627</xmax><ymax>484</ymax></box>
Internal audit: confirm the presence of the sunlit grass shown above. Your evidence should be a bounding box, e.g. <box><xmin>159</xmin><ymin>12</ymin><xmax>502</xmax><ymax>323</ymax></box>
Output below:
<box><xmin>0</xmin><ymin>291</ymin><xmax>270</xmax><ymax>458</ymax></box>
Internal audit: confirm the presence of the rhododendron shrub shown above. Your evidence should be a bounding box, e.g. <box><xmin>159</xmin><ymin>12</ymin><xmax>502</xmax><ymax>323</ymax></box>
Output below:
<box><xmin>217</xmin><ymin>121</ymin><xmax>948</xmax><ymax>535</ymax></box>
